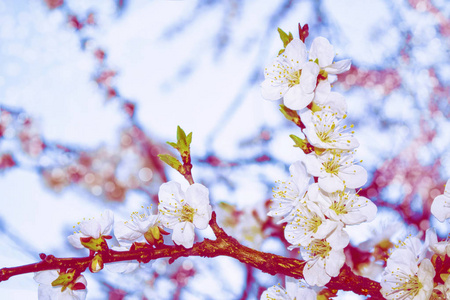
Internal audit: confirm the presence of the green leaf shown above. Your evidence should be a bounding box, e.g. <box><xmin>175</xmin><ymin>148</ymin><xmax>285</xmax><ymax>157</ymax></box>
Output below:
<box><xmin>278</xmin><ymin>48</ymin><xmax>285</xmax><ymax>56</ymax></box>
<box><xmin>177</xmin><ymin>125</ymin><xmax>186</xmax><ymax>143</ymax></box>
<box><xmin>166</xmin><ymin>141</ymin><xmax>179</xmax><ymax>150</ymax></box>
<box><xmin>289</xmin><ymin>134</ymin><xmax>307</xmax><ymax>149</ymax></box>
<box><xmin>158</xmin><ymin>154</ymin><xmax>182</xmax><ymax>171</ymax></box>
<box><xmin>186</xmin><ymin>132</ymin><xmax>193</xmax><ymax>146</ymax></box>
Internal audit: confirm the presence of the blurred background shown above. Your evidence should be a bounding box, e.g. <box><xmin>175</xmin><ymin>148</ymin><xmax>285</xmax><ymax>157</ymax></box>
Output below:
<box><xmin>0</xmin><ymin>0</ymin><xmax>449</xmax><ymax>299</ymax></box>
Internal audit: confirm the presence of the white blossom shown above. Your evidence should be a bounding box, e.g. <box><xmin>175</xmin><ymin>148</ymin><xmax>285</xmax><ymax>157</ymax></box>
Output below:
<box><xmin>308</xmin><ymin>183</ymin><xmax>377</xmax><ymax>225</ymax></box>
<box><xmin>34</xmin><ymin>270</ymin><xmax>87</xmax><ymax>300</ymax></box>
<box><xmin>308</xmin><ymin>36</ymin><xmax>351</xmax><ymax>82</ymax></box>
<box><xmin>261</xmin><ymin>277</ymin><xmax>317</xmax><ymax>300</ymax></box>
<box><xmin>261</xmin><ymin>39</ymin><xmax>319</xmax><ymax>110</ymax></box>
<box><xmin>158</xmin><ymin>181</ymin><xmax>212</xmax><ymax>248</ymax></box>
<box><xmin>311</xmin><ymin>81</ymin><xmax>347</xmax><ymax>117</ymax></box>
<box><xmin>434</xmin><ymin>275</ymin><xmax>450</xmax><ymax>300</ymax></box>
<box><xmin>300</xmin><ymin>109</ymin><xmax>359</xmax><ymax>150</ymax></box>
<box><xmin>68</xmin><ymin>210</ymin><xmax>114</xmax><ymax>249</ymax></box>
<box><xmin>425</xmin><ymin>228</ymin><xmax>450</xmax><ymax>257</ymax></box>
<box><xmin>114</xmin><ymin>207</ymin><xmax>163</xmax><ymax>245</ymax></box>
<box><xmin>302</xmin><ymin>151</ymin><xmax>367</xmax><ymax>193</ymax></box>
<box><xmin>381</xmin><ymin>247</ymin><xmax>435</xmax><ymax>300</ymax></box>
<box><xmin>431</xmin><ymin>179</ymin><xmax>450</xmax><ymax>222</ymax></box>
<box><xmin>268</xmin><ymin>161</ymin><xmax>311</xmax><ymax>224</ymax></box>
<box><xmin>301</xmin><ymin>227</ymin><xmax>349</xmax><ymax>286</ymax></box>
<box><xmin>284</xmin><ymin>199</ymin><xmax>339</xmax><ymax>249</ymax></box>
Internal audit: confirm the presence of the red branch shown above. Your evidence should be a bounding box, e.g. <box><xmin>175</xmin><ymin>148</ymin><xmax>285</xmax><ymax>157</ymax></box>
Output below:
<box><xmin>0</xmin><ymin>212</ymin><xmax>382</xmax><ymax>298</ymax></box>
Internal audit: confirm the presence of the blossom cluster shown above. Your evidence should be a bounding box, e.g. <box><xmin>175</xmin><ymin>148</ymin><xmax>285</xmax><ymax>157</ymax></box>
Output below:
<box><xmin>379</xmin><ymin>179</ymin><xmax>450</xmax><ymax>300</ymax></box>
<box><xmin>33</xmin><ymin>180</ymin><xmax>212</xmax><ymax>299</ymax></box>
<box><xmin>263</xmin><ymin>34</ymin><xmax>376</xmax><ymax>288</ymax></box>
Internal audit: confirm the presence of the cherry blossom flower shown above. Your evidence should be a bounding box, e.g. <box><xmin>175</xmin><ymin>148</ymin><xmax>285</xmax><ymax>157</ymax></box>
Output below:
<box><xmin>261</xmin><ymin>39</ymin><xmax>319</xmax><ymax>110</ymax></box>
<box><xmin>434</xmin><ymin>275</ymin><xmax>450</xmax><ymax>300</ymax></box>
<box><xmin>68</xmin><ymin>210</ymin><xmax>114</xmax><ymax>251</ymax></box>
<box><xmin>158</xmin><ymin>181</ymin><xmax>212</xmax><ymax>248</ymax></box>
<box><xmin>425</xmin><ymin>228</ymin><xmax>450</xmax><ymax>257</ymax></box>
<box><xmin>302</xmin><ymin>151</ymin><xmax>367</xmax><ymax>193</ymax></box>
<box><xmin>34</xmin><ymin>270</ymin><xmax>87</xmax><ymax>300</ymax></box>
<box><xmin>261</xmin><ymin>37</ymin><xmax>351</xmax><ymax>111</ymax></box>
<box><xmin>268</xmin><ymin>161</ymin><xmax>311</xmax><ymax>224</ymax></box>
<box><xmin>261</xmin><ymin>277</ymin><xmax>317</xmax><ymax>300</ymax></box>
<box><xmin>300</xmin><ymin>227</ymin><xmax>349</xmax><ymax>286</ymax></box>
<box><xmin>300</xmin><ymin>109</ymin><xmax>359</xmax><ymax>150</ymax></box>
<box><xmin>381</xmin><ymin>246</ymin><xmax>435</xmax><ymax>300</ymax></box>
<box><xmin>311</xmin><ymin>81</ymin><xmax>347</xmax><ymax>117</ymax></box>
<box><xmin>430</xmin><ymin>179</ymin><xmax>450</xmax><ymax>222</ymax></box>
<box><xmin>284</xmin><ymin>199</ymin><xmax>339</xmax><ymax>248</ymax></box>
<box><xmin>308</xmin><ymin>37</ymin><xmax>351</xmax><ymax>83</ymax></box>
<box><xmin>308</xmin><ymin>183</ymin><xmax>377</xmax><ymax>225</ymax></box>
<box><xmin>114</xmin><ymin>207</ymin><xmax>168</xmax><ymax>246</ymax></box>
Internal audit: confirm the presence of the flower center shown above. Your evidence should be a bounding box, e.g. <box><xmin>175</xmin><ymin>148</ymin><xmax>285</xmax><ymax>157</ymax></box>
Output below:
<box><xmin>180</xmin><ymin>204</ymin><xmax>196</xmax><ymax>223</ymax></box>
<box><xmin>389</xmin><ymin>274</ymin><xmax>422</xmax><ymax>299</ymax></box>
<box><xmin>316</xmin><ymin>122</ymin><xmax>336</xmax><ymax>143</ymax></box>
<box><xmin>307</xmin><ymin>215</ymin><xmax>323</xmax><ymax>233</ymax></box>
<box><xmin>323</xmin><ymin>153</ymin><xmax>341</xmax><ymax>175</ymax></box>
<box><xmin>307</xmin><ymin>239</ymin><xmax>331</xmax><ymax>258</ymax></box>
<box><xmin>288</xmin><ymin>69</ymin><xmax>302</xmax><ymax>87</ymax></box>
<box><xmin>330</xmin><ymin>191</ymin><xmax>348</xmax><ymax>215</ymax></box>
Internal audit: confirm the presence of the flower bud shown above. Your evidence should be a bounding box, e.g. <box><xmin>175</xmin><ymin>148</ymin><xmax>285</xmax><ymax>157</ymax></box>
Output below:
<box><xmin>89</xmin><ymin>254</ymin><xmax>104</xmax><ymax>273</ymax></box>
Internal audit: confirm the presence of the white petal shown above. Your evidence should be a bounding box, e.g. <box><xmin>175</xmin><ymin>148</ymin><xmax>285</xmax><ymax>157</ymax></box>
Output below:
<box><xmin>301</xmin><ymin>154</ymin><xmax>322</xmax><ymax>177</ymax></box>
<box><xmin>289</xmin><ymin>161</ymin><xmax>311</xmax><ymax>193</ymax></box>
<box><xmin>283</xmin><ymin>85</ymin><xmax>314</xmax><ymax>110</ymax></box>
<box><xmin>67</xmin><ymin>232</ymin><xmax>85</xmax><ymax>249</ymax></box>
<box><xmin>114</xmin><ymin>222</ymin><xmax>143</xmax><ymax>242</ymax></box>
<box><xmin>327</xmin><ymin>227</ymin><xmax>349</xmax><ymax>249</ymax></box>
<box><xmin>99</xmin><ymin>209</ymin><xmax>114</xmax><ymax>236</ymax></box>
<box><xmin>312</xmin><ymin>81</ymin><xmax>331</xmax><ymax>103</ymax></box>
<box><xmin>285</xmin><ymin>276</ymin><xmax>299</xmax><ymax>297</ymax></box>
<box><xmin>324</xmin><ymin>59</ymin><xmax>352</xmax><ymax>74</ymax></box>
<box><xmin>309</xmin><ymin>37</ymin><xmax>334</xmax><ymax>68</ymax></box>
<box><xmin>79</xmin><ymin>220</ymin><xmax>101</xmax><ymax>239</ymax></box>
<box><xmin>172</xmin><ymin>222</ymin><xmax>195</xmax><ymax>248</ymax></box>
<box><xmin>304</xmin><ymin>259</ymin><xmax>330</xmax><ymax>286</ymax></box>
<box><xmin>431</xmin><ymin>194</ymin><xmax>450</xmax><ymax>222</ymax></box>
<box><xmin>34</xmin><ymin>270</ymin><xmax>58</xmax><ymax>285</ymax></box>
<box><xmin>300</xmin><ymin>62</ymin><xmax>320</xmax><ymax>93</ymax></box>
<box><xmin>283</xmin><ymin>39</ymin><xmax>308</xmax><ymax>69</ymax></box>
<box><xmin>319</xmin><ymin>175</ymin><xmax>344</xmax><ymax>193</ymax></box>
<box><xmin>261</xmin><ymin>79</ymin><xmax>288</xmax><ymax>101</ymax></box>
<box><xmin>339</xmin><ymin>165</ymin><xmax>367</xmax><ymax>189</ymax></box>
<box><xmin>325</xmin><ymin>249</ymin><xmax>345</xmax><ymax>277</ymax></box>
<box><xmin>186</xmin><ymin>183</ymin><xmax>210</xmax><ymax>210</ymax></box>
<box><xmin>159</xmin><ymin>181</ymin><xmax>184</xmax><ymax>206</ymax></box>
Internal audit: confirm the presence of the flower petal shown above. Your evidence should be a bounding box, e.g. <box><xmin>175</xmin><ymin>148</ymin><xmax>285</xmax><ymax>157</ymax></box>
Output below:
<box><xmin>309</xmin><ymin>37</ymin><xmax>334</xmax><ymax>68</ymax></box>
<box><xmin>172</xmin><ymin>222</ymin><xmax>195</xmax><ymax>248</ymax></box>
<box><xmin>114</xmin><ymin>222</ymin><xmax>144</xmax><ymax>242</ymax></box>
<box><xmin>67</xmin><ymin>232</ymin><xmax>85</xmax><ymax>249</ymax></box>
<box><xmin>319</xmin><ymin>175</ymin><xmax>344</xmax><ymax>193</ymax></box>
<box><xmin>261</xmin><ymin>78</ymin><xmax>288</xmax><ymax>101</ymax></box>
<box><xmin>283</xmin><ymin>85</ymin><xmax>314</xmax><ymax>110</ymax></box>
<box><xmin>431</xmin><ymin>194</ymin><xmax>450</xmax><ymax>222</ymax></box>
<box><xmin>80</xmin><ymin>219</ymin><xmax>101</xmax><ymax>239</ymax></box>
<box><xmin>283</xmin><ymin>39</ymin><xmax>308</xmax><ymax>69</ymax></box>
<box><xmin>159</xmin><ymin>181</ymin><xmax>184</xmax><ymax>206</ymax></box>
<box><xmin>339</xmin><ymin>165</ymin><xmax>367</xmax><ymax>189</ymax></box>
<box><xmin>324</xmin><ymin>59</ymin><xmax>352</xmax><ymax>74</ymax></box>
<box><xmin>300</xmin><ymin>62</ymin><xmax>320</xmax><ymax>93</ymax></box>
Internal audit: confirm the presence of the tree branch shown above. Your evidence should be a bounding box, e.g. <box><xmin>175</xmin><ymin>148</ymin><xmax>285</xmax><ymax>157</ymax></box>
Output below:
<box><xmin>0</xmin><ymin>212</ymin><xmax>382</xmax><ymax>298</ymax></box>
